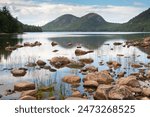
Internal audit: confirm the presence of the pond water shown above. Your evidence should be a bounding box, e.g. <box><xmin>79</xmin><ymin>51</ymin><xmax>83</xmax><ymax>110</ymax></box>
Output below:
<box><xmin>0</xmin><ymin>32</ymin><xmax>150</xmax><ymax>100</ymax></box>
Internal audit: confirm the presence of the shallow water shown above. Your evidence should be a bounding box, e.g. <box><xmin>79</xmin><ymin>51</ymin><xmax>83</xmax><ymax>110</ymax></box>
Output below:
<box><xmin>0</xmin><ymin>32</ymin><xmax>150</xmax><ymax>100</ymax></box>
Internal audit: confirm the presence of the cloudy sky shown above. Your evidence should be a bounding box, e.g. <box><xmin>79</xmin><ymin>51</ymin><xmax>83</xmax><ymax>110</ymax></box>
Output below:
<box><xmin>0</xmin><ymin>0</ymin><xmax>149</xmax><ymax>26</ymax></box>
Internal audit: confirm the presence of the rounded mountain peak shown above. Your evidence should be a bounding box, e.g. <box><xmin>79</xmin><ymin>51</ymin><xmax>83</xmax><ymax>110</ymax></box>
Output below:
<box><xmin>81</xmin><ymin>13</ymin><xmax>106</xmax><ymax>23</ymax></box>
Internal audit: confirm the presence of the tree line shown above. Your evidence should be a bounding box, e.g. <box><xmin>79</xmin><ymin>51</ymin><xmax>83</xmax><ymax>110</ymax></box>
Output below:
<box><xmin>0</xmin><ymin>6</ymin><xmax>42</xmax><ymax>33</ymax></box>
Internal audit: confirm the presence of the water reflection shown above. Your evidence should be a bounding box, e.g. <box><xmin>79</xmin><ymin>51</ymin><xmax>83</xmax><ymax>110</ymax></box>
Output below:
<box><xmin>49</xmin><ymin>33</ymin><xmax>150</xmax><ymax>50</ymax></box>
<box><xmin>0</xmin><ymin>32</ymin><xmax>150</xmax><ymax>100</ymax></box>
<box><xmin>0</xmin><ymin>34</ymin><xmax>23</xmax><ymax>61</ymax></box>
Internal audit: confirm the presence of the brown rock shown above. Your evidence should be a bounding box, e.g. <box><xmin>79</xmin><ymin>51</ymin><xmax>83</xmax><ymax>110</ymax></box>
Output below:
<box><xmin>66</xmin><ymin>60</ymin><xmax>85</xmax><ymax>69</ymax></box>
<box><xmin>108</xmin><ymin>85</ymin><xmax>133</xmax><ymax>100</ymax></box>
<box><xmin>117</xmin><ymin>54</ymin><xmax>124</xmax><ymax>57</ymax></box>
<box><xmin>107</xmin><ymin>61</ymin><xmax>121</xmax><ymax>69</ymax></box>
<box><xmin>84</xmin><ymin>71</ymin><xmax>114</xmax><ymax>84</ymax></box>
<box><xmin>36</xmin><ymin>60</ymin><xmax>46</xmax><ymax>66</ymax></box>
<box><xmin>144</xmin><ymin>37</ymin><xmax>150</xmax><ymax>43</ymax></box>
<box><xmin>24</xmin><ymin>42</ymin><xmax>31</xmax><ymax>46</ymax></box>
<box><xmin>52</xmin><ymin>50</ymin><xmax>59</xmax><ymax>52</ymax></box>
<box><xmin>15</xmin><ymin>44</ymin><xmax>23</xmax><ymax>48</ymax></box>
<box><xmin>140</xmin><ymin>97</ymin><xmax>150</xmax><ymax>100</ymax></box>
<box><xmin>20</xmin><ymin>95</ymin><xmax>36</xmax><ymax>100</ymax></box>
<box><xmin>43</xmin><ymin>66</ymin><xmax>51</xmax><ymax>70</ymax></box>
<box><xmin>79</xmin><ymin>58</ymin><xmax>93</xmax><ymax>64</ymax></box>
<box><xmin>75</xmin><ymin>49</ymin><xmax>93</xmax><ymax>56</ymax></box>
<box><xmin>72</xmin><ymin>91</ymin><xmax>82</xmax><ymax>97</ymax></box>
<box><xmin>83</xmin><ymin>80</ymin><xmax>99</xmax><ymax>88</ymax></box>
<box><xmin>14</xmin><ymin>81</ymin><xmax>35</xmax><ymax>91</ymax></box>
<box><xmin>117</xmin><ymin>72</ymin><xmax>125</xmax><ymax>78</ymax></box>
<box><xmin>49</xmin><ymin>56</ymin><xmax>70</xmax><ymax>69</ymax></box>
<box><xmin>147</xmin><ymin>55</ymin><xmax>150</xmax><ymax>59</ymax></box>
<box><xmin>81</xmin><ymin>66</ymin><xmax>98</xmax><ymax>73</ymax></box>
<box><xmin>65</xmin><ymin>97</ymin><xmax>87</xmax><ymax>100</ymax></box>
<box><xmin>130</xmin><ymin>72</ymin><xmax>140</xmax><ymax>77</ymax></box>
<box><xmin>131</xmin><ymin>64</ymin><xmax>142</xmax><ymax>68</ymax></box>
<box><xmin>127</xmin><ymin>86</ymin><xmax>142</xmax><ymax>93</ymax></box>
<box><xmin>34</xmin><ymin>41</ymin><xmax>42</xmax><ymax>46</ymax></box>
<box><xmin>113</xmin><ymin>42</ymin><xmax>122</xmax><ymax>45</ymax></box>
<box><xmin>51</xmin><ymin>42</ymin><xmax>58</xmax><ymax>46</ymax></box>
<box><xmin>142</xmin><ymin>88</ymin><xmax>150</xmax><ymax>96</ymax></box>
<box><xmin>94</xmin><ymin>84</ymin><xmax>113</xmax><ymax>100</ymax></box>
<box><xmin>21</xmin><ymin>90</ymin><xmax>37</xmax><ymax>97</ymax></box>
<box><xmin>62</xmin><ymin>75</ymin><xmax>80</xmax><ymax>84</ymax></box>
<box><xmin>117</xmin><ymin>76</ymin><xmax>140</xmax><ymax>87</ymax></box>
<box><xmin>49</xmin><ymin>96</ymin><xmax>56</xmax><ymax>100</ymax></box>
<box><xmin>11</xmin><ymin>68</ymin><xmax>27</xmax><ymax>77</ymax></box>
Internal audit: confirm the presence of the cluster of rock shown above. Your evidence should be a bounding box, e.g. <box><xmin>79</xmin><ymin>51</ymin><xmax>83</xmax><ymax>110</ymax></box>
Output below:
<box><xmin>14</xmin><ymin>81</ymin><xmax>36</xmax><ymax>100</ymax></box>
<box><xmin>5</xmin><ymin>41</ymin><xmax>42</xmax><ymax>52</ymax></box>
<box><xmin>62</xmin><ymin>70</ymin><xmax>150</xmax><ymax>100</ymax></box>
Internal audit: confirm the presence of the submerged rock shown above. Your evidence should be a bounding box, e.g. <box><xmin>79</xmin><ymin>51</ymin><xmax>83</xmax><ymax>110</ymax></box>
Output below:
<box><xmin>62</xmin><ymin>75</ymin><xmax>81</xmax><ymax>84</ymax></box>
<box><xmin>14</xmin><ymin>81</ymin><xmax>35</xmax><ymax>91</ymax></box>
<box><xmin>66</xmin><ymin>60</ymin><xmax>85</xmax><ymax>69</ymax></box>
<box><xmin>117</xmin><ymin>54</ymin><xmax>124</xmax><ymax>57</ymax></box>
<box><xmin>81</xmin><ymin>66</ymin><xmax>98</xmax><ymax>73</ymax></box>
<box><xmin>131</xmin><ymin>64</ymin><xmax>142</xmax><ymax>68</ymax></box>
<box><xmin>107</xmin><ymin>61</ymin><xmax>121</xmax><ymax>69</ymax></box>
<box><xmin>43</xmin><ymin>66</ymin><xmax>51</xmax><ymax>70</ymax></box>
<box><xmin>49</xmin><ymin>56</ymin><xmax>70</xmax><ymax>69</ymax></box>
<box><xmin>4</xmin><ymin>89</ymin><xmax>15</xmax><ymax>96</ymax></box>
<box><xmin>79</xmin><ymin>58</ymin><xmax>93</xmax><ymax>64</ymax></box>
<box><xmin>11</xmin><ymin>68</ymin><xmax>27</xmax><ymax>77</ymax></box>
<box><xmin>25</xmin><ymin>62</ymin><xmax>36</xmax><ymax>67</ymax></box>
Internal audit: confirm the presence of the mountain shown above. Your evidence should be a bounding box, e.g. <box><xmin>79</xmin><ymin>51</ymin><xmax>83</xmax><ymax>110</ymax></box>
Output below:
<box><xmin>42</xmin><ymin>13</ymin><xmax>118</xmax><ymax>31</ymax></box>
<box><xmin>42</xmin><ymin>8</ymin><xmax>150</xmax><ymax>32</ymax></box>
<box><xmin>42</xmin><ymin>14</ymin><xmax>79</xmax><ymax>31</ymax></box>
<box><xmin>122</xmin><ymin>8</ymin><xmax>150</xmax><ymax>32</ymax></box>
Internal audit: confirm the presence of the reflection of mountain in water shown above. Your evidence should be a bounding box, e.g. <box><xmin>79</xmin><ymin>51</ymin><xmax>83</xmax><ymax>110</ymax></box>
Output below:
<box><xmin>0</xmin><ymin>34</ymin><xmax>23</xmax><ymax>61</ymax></box>
<box><xmin>49</xmin><ymin>33</ymin><xmax>150</xmax><ymax>50</ymax></box>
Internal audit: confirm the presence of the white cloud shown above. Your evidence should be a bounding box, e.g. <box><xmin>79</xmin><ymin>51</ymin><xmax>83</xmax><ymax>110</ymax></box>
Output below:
<box><xmin>0</xmin><ymin>0</ymin><xmax>147</xmax><ymax>26</ymax></box>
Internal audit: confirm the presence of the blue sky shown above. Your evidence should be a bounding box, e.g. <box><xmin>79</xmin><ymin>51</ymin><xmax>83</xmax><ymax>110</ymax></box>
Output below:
<box><xmin>34</xmin><ymin>0</ymin><xmax>150</xmax><ymax>6</ymax></box>
<box><xmin>0</xmin><ymin>0</ymin><xmax>149</xmax><ymax>25</ymax></box>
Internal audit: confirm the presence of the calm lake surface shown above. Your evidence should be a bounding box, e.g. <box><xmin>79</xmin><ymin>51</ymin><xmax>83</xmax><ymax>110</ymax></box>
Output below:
<box><xmin>0</xmin><ymin>32</ymin><xmax>150</xmax><ymax>99</ymax></box>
